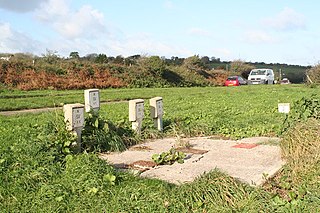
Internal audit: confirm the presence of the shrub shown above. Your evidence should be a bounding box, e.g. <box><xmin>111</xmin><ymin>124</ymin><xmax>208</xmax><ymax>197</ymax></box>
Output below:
<box><xmin>306</xmin><ymin>63</ymin><xmax>320</xmax><ymax>84</ymax></box>
<box><xmin>81</xmin><ymin>112</ymin><xmax>128</xmax><ymax>152</ymax></box>
<box><xmin>282</xmin><ymin>95</ymin><xmax>320</xmax><ymax>132</ymax></box>
<box><xmin>230</xmin><ymin>60</ymin><xmax>255</xmax><ymax>78</ymax></box>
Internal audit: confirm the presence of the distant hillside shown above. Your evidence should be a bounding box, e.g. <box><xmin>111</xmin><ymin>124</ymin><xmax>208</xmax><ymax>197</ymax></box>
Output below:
<box><xmin>0</xmin><ymin>53</ymin><xmax>310</xmax><ymax>90</ymax></box>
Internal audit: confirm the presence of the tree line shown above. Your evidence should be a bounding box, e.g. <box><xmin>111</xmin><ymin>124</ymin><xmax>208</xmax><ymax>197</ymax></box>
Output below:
<box><xmin>0</xmin><ymin>50</ymin><xmax>310</xmax><ymax>91</ymax></box>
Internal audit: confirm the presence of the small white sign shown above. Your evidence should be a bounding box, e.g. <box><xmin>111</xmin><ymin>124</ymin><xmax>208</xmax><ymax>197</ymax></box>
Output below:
<box><xmin>129</xmin><ymin>99</ymin><xmax>144</xmax><ymax>121</ymax></box>
<box><xmin>84</xmin><ymin>89</ymin><xmax>100</xmax><ymax>112</ymax></box>
<box><xmin>72</xmin><ymin>107</ymin><xmax>84</xmax><ymax>128</ymax></box>
<box><xmin>63</xmin><ymin>103</ymin><xmax>85</xmax><ymax>130</ymax></box>
<box><xmin>278</xmin><ymin>103</ymin><xmax>290</xmax><ymax>114</ymax></box>
<box><xmin>136</xmin><ymin>102</ymin><xmax>145</xmax><ymax>119</ymax></box>
<box><xmin>156</xmin><ymin>100</ymin><xmax>163</xmax><ymax>116</ymax></box>
<box><xmin>90</xmin><ymin>91</ymin><xmax>100</xmax><ymax>108</ymax></box>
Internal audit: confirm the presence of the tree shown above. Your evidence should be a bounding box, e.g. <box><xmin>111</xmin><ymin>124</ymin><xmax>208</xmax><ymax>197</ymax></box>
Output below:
<box><xmin>83</xmin><ymin>53</ymin><xmax>98</xmax><ymax>62</ymax></box>
<box><xmin>168</xmin><ymin>56</ymin><xmax>184</xmax><ymax>66</ymax></box>
<box><xmin>69</xmin><ymin>51</ymin><xmax>80</xmax><ymax>59</ymax></box>
<box><xmin>306</xmin><ymin>64</ymin><xmax>320</xmax><ymax>84</ymax></box>
<box><xmin>144</xmin><ymin>56</ymin><xmax>166</xmax><ymax>76</ymax></box>
<box><xmin>210</xmin><ymin>57</ymin><xmax>220</xmax><ymax>63</ymax></box>
<box><xmin>201</xmin><ymin>56</ymin><xmax>210</xmax><ymax>65</ymax></box>
<box><xmin>230</xmin><ymin>60</ymin><xmax>255</xmax><ymax>78</ymax></box>
<box><xmin>183</xmin><ymin>55</ymin><xmax>204</xmax><ymax>70</ymax></box>
<box><xmin>41</xmin><ymin>49</ymin><xmax>60</xmax><ymax>64</ymax></box>
<box><xmin>95</xmin><ymin>54</ymin><xmax>108</xmax><ymax>64</ymax></box>
<box><xmin>113</xmin><ymin>55</ymin><xmax>124</xmax><ymax>65</ymax></box>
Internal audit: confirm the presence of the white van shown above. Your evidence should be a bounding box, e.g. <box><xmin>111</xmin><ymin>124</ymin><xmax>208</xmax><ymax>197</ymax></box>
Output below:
<box><xmin>248</xmin><ymin>69</ymin><xmax>274</xmax><ymax>84</ymax></box>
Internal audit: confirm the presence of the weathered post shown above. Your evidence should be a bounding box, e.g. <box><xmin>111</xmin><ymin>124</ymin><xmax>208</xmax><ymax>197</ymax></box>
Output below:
<box><xmin>129</xmin><ymin>99</ymin><xmax>144</xmax><ymax>134</ymax></box>
<box><xmin>149</xmin><ymin>97</ymin><xmax>164</xmax><ymax>131</ymax></box>
<box><xmin>63</xmin><ymin>103</ymin><xmax>85</xmax><ymax>152</ymax></box>
<box><xmin>84</xmin><ymin>89</ymin><xmax>100</xmax><ymax>113</ymax></box>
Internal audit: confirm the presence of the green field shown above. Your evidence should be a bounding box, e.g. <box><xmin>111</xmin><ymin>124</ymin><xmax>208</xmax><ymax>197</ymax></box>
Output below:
<box><xmin>1</xmin><ymin>85</ymin><xmax>320</xmax><ymax>212</ymax></box>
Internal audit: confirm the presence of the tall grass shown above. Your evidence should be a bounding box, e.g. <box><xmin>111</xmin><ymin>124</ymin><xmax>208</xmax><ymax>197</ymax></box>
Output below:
<box><xmin>281</xmin><ymin>119</ymin><xmax>320</xmax><ymax>176</ymax></box>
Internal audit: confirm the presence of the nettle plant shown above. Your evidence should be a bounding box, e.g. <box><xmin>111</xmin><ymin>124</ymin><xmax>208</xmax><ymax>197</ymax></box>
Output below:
<box><xmin>152</xmin><ymin>148</ymin><xmax>186</xmax><ymax>165</ymax></box>
<box><xmin>81</xmin><ymin>111</ymin><xmax>127</xmax><ymax>152</ymax></box>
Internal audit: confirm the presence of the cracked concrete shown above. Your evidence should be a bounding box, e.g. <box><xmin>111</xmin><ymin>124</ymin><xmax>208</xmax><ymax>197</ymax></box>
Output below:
<box><xmin>99</xmin><ymin>136</ymin><xmax>285</xmax><ymax>186</ymax></box>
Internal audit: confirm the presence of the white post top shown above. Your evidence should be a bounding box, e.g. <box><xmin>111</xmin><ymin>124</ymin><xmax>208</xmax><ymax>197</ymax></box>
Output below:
<box><xmin>129</xmin><ymin>99</ymin><xmax>145</xmax><ymax>121</ymax></box>
<box><xmin>63</xmin><ymin>103</ymin><xmax>85</xmax><ymax>130</ymax></box>
<box><xmin>85</xmin><ymin>88</ymin><xmax>99</xmax><ymax>93</ymax></box>
<box><xmin>84</xmin><ymin>89</ymin><xmax>100</xmax><ymax>112</ymax></box>
<box><xmin>150</xmin><ymin>97</ymin><xmax>163</xmax><ymax>102</ymax></box>
<box><xmin>63</xmin><ymin>103</ymin><xmax>85</xmax><ymax>111</ymax></box>
<box><xmin>129</xmin><ymin>99</ymin><xmax>144</xmax><ymax>104</ymax></box>
<box><xmin>150</xmin><ymin>97</ymin><xmax>163</xmax><ymax>118</ymax></box>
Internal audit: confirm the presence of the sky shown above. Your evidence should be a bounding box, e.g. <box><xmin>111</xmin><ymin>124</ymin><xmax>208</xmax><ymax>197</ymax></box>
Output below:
<box><xmin>0</xmin><ymin>0</ymin><xmax>319</xmax><ymax>66</ymax></box>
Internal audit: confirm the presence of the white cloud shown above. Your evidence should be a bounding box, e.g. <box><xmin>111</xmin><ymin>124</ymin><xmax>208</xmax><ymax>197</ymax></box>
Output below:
<box><xmin>243</xmin><ymin>31</ymin><xmax>276</xmax><ymax>44</ymax></box>
<box><xmin>0</xmin><ymin>0</ymin><xmax>48</xmax><ymax>13</ymax></box>
<box><xmin>35</xmin><ymin>0</ymin><xmax>106</xmax><ymax>39</ymax></box>
<box><xmin>34</xmin><ymin>31</ymin><xmax>193</xmax><ymax>58</ymax></box>
<box><xmin>0</xmin><ymin>1</ymin><xmax>194</xmax><ymax>58</ymax></box>
<box><xmin>36</xmin><ymin>0</ymin><xmax>69</xmax><ymax>21</ymax></box>
<box><xmin>263</xmin><ymin>7</ymin><xmax>306</xmax><ymax>31</ymax></box>
<box><xmin>187</xmin><ymin>28</ymin><xmax>211</xmax><ymax>37</ymax></box>
<box><xmin>105</xmin><ymin>33</ymin><xmax>193</xmax><ymax>57</ymax></box>
<box><xmin>0</xmin><ymin>22</ymin><xmax>40</xmax><ymax>53</ymax></box>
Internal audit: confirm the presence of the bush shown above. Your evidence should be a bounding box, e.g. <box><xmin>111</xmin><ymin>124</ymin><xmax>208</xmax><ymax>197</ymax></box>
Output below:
<box><xmin>230</xmin><ymin>60</ymin><xmax>255</xmax><ymax>79</ymax></box>
<box><xmin>81</xmin><ymin>112</ymin><xmax>129</xmax><ymax>152</ymax></box>
<box><xmin>282</xmin><ymin>95</ymin><xmax>320</xmax><ymax>132</ymax></box>
<box><xmin>306</xmin><ymin>63</ymin><xmax>320</xmax><ymax>84</ymax></box>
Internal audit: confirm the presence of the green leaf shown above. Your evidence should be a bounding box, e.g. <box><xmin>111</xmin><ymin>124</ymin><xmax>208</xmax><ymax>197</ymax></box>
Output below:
<box><xmin>55</xmin><ymin>196</ymin><xmax>64</xmax><ymax>202</ymax></box>
<box><xmin>88</xmin><ymin>187</ymin><xmax>98</xmax><ymax>194</ymax></box>
<box><xmin>103</xmin><ymin>174</ymin><xmax>116</xmax><ymax>185</ymax></box>
<box><xmin>177</xmin><ymin>159</ymin><xmax>184</xmax><ymax>164</ymax></box>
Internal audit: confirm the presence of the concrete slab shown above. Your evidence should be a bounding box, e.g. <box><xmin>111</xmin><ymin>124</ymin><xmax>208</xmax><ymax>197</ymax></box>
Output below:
<box><xmin>99</xmin><ymin>136</ymin><xmax>285</xmax><ymax>186</ymax></box>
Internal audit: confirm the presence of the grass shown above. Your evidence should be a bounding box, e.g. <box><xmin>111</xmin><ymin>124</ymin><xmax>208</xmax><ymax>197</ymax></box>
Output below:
<box><xmin>1</xmin><ymin>84</ymin><xmax>318</xmax><ymax>111</ymax></box>
<box><xmin>0</xmin><ymin>87</ymin><xmax>178</xmax><ymax>111</ymax></box>
<box><xmin>1</xmin><ymin>84</ymin><xmax>320</xmax><ymax>212</ymax></box>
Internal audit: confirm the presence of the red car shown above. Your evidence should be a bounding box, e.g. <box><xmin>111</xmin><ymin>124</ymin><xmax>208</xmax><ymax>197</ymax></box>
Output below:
<box><xmin>224</xmin><ymin>76</ymin><xmax>247</xmax><ymax>86</ymax></box>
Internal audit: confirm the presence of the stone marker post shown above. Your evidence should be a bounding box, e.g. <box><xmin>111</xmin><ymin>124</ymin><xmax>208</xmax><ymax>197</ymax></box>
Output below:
<box><xmin>129</xmin><ymin>99</ymin><xmax>144</xmax><ymax>134</ymax></box>
<box><xmin>149</xmin><ymin>97</ymin><xmax>164</xmax><ymax>131</ymax></box>
<box><xmin>84</xmin><ymin>89</ymin><xmax>100</xmax><ymax>113</ymax></box>
<box><xmin>63</xmin><ymin>103</ymin><xmax>85</xmax><ymax>152</ymax></box>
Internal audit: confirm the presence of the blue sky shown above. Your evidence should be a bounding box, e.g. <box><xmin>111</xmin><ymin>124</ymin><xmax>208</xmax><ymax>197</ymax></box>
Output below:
<box><xmin>0</xmin><ymin>0</ymin><xmax>319</xmax><ymax>65</ymax></box>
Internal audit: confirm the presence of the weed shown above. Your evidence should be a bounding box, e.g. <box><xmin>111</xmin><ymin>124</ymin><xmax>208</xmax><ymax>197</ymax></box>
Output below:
<box><xmin>282</xmin><ymin>94</ymin><xmax>320</xmax><ymax>133</ymax></box>
<box><xmin>152</xmin><ymin>148</ymin><xmax>186</xmax><ymax>165</ymax></box>
<box><xmin>81</xmin><ymin>111</ymin><xmax>132</xmax><ymax>152</ymax></box>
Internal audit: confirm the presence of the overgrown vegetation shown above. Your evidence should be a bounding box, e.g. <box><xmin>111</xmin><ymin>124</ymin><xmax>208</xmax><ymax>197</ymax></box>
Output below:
<box><xmin>81</xmin><ymin>111</ymin><xmax>129</xmax><ymax>152</ymax></box>
<box><xmin>0</xmin><ymin>53</ymin><xmax>308</xmax><ymax>90</ymax></box>
<box><xmin>1</xmin><ymin>87</ymin><xmax>320</xmax><ymax>211</ymax></box>
<box><xmin>306</xmin><ymin>63</ymin><xmax>320</xmax><ymax>84</ymax></box>
<box><xmin>263</xmin><ymin>96</ymin><xmax>320</xmax><ymax>211</ymax></box>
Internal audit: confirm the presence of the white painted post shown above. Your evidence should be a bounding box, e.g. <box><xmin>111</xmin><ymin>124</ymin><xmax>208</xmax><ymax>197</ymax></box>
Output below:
<box><xmin>84</xmin><ymin>89</ymin><xmax>100</xmax><ymax>112</ymax></box>
<box><xmin>129</xmin><ymin>99</ymin><xmax>144</xmax><ymax>134</ymax></box>
<box><xmin>278</xmin><ymin>103</ymin><xmax>290</xmax><ymax>114</ymax></box>
<box><xmin>63</xmin><ymin>103</ymin><xmax>85</xmax><ymax>152</ymax></box>
<box><xmin>150</xmin><ymin>97</ymin><xmax>164</xmax><ymax>131</ymax></box>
